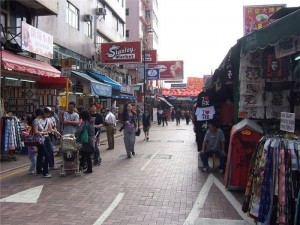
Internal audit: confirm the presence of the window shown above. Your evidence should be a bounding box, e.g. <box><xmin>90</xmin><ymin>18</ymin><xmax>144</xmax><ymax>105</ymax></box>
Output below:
<box><xmin>84</xmin><ymin>21</ymin><xmax>92</xmax><ymax>38</ymax></box>
<box><xmin>126</xmin><ymin>30</ymin><xmax>129</xmax><ymax>38</ymax></box>
<box><xmin>96</xmin><ymin>34</ymin><xmax>109</xmax><ymax>44</ymax></box>
<box><xmin>145</xmin><ymin>10</ymin><xmax>150</xmax><ymax>19</ymax></box>
<box><xmin>66</xmin><ymin>1</ymin><xmax>79</xmax><ymax>30</ymax></box>
<box><xmin>126</xmin><ymin>8</ymin><xmax>129</xmax><ymax>16</ymax></box>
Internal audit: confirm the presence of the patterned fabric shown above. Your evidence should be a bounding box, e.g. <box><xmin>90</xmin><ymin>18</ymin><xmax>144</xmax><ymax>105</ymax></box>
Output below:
<box><xmin>250</xmin><ymin>139</ymin><xmax>271</xmax><ymax>218</ymax></box>
<box><xmin>258</xmin><ymin>142</ymin><xmax>274</xmax><ymax>222</ymax></box>
<box><xmin>278</xmin><ymin>145</ymin><xmax>287</xmax><ymax>224</ymax></box>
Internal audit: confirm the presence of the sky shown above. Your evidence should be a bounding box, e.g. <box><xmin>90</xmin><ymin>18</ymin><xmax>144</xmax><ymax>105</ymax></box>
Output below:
<box><xmin>158</xmin><ymin>0</ymin><xmax>299</xmax><ymax>78</ymax></box>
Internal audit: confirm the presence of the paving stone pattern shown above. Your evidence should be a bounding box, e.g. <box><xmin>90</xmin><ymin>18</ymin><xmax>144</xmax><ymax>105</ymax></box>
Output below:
<box><xmin>0</xmin><ymin>121</ymin><xmax>248</xmax><ymax>225</ymax></box>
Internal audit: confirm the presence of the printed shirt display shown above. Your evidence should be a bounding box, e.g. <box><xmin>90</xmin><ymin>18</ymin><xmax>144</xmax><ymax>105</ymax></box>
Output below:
<box><xmin>195</xmin><ymin>106</ymin><xmax>215</xmax><ymax>121</ymax></box>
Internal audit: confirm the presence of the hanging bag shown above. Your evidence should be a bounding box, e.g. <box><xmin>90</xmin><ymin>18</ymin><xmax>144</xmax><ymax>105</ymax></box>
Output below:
<box><xmin>23</xmin><ymin>131</ymin><xmax>45</xmax><ymax>146</ymax></box>
<box><xmin>76</xmin><ymin>122</ymin><xmax>89</xmax><ymax>143</ymax></box>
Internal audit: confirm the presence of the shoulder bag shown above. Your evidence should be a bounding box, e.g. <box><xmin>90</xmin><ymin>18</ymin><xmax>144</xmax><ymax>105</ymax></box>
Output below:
<box><xmin>76</xmin><ymin>122</ymin><xmax>89</xmax><ymax>143</ymax></box>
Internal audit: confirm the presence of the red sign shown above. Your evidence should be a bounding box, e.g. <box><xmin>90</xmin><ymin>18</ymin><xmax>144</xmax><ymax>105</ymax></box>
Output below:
<box><xmin>243</xmin><ymin>4</ymin><xmax>286</xmax><ymax>35</ymax></box>
<box><xmin>149</xmin><ymin>61</ymin><xmax>184</xmax><ymax>80</ymax></box>
<box><xmin>143</xmin><ymin>50</ymin><xmax>157</xmax><ymax>63</ymax></box>
<box><xmin>100</xmin><ymin>41</ymin><xmax>142</xmax><ymax>64</ymax></box>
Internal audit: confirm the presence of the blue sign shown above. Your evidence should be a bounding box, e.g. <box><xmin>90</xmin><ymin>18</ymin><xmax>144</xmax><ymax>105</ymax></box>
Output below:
<box><xmin>146</xmin><ymin>68</ymin><xmax>160</xmax><ymax>80</ymax></box>
<box><xmin>91</xmin><ymin>83</ymin><xmax>112</xmax><ymax>97</ymax></box>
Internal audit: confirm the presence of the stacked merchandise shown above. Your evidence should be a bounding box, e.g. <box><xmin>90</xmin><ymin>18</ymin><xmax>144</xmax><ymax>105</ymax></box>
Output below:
<box><xmin>242</xmin><ymin>135</ymin><xmax>300</xmax><ymax>225</ymax></box>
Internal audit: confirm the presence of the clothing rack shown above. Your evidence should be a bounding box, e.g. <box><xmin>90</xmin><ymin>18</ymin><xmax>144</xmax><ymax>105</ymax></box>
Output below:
<box><xmin>0</xmin><ymin>116</ymin><xmax>23</xmax><ymax>161</ymax></box>
<box><xmin>242</xmin><ymin>136</ymin><xmax>300</xmax><ymax>225</ymax></box>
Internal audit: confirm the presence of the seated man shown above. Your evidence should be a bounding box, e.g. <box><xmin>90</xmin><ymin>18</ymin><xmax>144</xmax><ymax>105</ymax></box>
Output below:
<box><xmin>199</xmin><ymin>120</ymin><xmax>226</xmax><ymax>173</ymax></box>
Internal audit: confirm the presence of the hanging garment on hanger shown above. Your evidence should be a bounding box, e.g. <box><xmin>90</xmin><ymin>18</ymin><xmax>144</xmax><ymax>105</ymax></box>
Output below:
<box><xmin>258</xmin><ymin>141</ymin><xmax>274</xmax><ymax>223</ymax></box>
<box><xmin>250</xmin><ymin>139</ymin><xmax>272</xmax><ymax>218</ymax></box>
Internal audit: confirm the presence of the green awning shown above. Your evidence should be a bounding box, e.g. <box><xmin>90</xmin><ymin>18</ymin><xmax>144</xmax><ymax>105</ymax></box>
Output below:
<box><xmin>240</xmin><ymin>9</ymin><xmax>300</xmax><ymax>54</ymax></box>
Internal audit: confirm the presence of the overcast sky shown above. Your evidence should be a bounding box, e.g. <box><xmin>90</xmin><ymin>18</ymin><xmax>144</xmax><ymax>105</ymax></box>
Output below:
<box><xmin>158</xmin><ymin>0</ymin><xmax>299</xmax><ymax>78</ymax></box>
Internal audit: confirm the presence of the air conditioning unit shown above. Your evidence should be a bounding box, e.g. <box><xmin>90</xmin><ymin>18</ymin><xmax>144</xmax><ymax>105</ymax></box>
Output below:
<box><xmin>84</xmin><ymin>14</ymin><xmax>93</xmax><ymax>22</ymax></box>
<box><xmin>96</xmin><ymin>8</ymin><xmax>106</xmax><ymax>16</ymax></box>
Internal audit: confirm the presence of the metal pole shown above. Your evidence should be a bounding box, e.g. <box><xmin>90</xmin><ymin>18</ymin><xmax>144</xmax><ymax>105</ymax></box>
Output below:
<box><xmin>143</xmin><ymin>49</ymin><xmax>146</xmax><ymax>112</ymax></box>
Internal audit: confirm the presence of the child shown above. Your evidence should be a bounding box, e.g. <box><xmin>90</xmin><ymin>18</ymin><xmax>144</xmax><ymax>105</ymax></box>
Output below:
<box><xmin>28</xmin><ymin>146</ymin><xmax>37</xmax><ymax>174</ymax></box>
<box><xmin>21</xmin><ymin>115</ymin><xmax>38</xmax><ymax>174</ymax></box>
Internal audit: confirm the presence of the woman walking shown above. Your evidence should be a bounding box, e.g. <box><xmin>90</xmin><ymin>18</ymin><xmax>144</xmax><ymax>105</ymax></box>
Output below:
<box><xmin>122</xmin><ymin>104</ymin><xmax>138</xmax><ymax>158</ymax></box>
<box><xmin>32</xmin><ymin>109</ymin><xmax>52</xmax><ymax>178</ymax></box>
<box><xmin>75</xmin><ymin>111</ymin><xmax>95</xmax><ymax>173</ymax></box>
<box><xmin>142</xmin><ymin>109</ymin><xmax>151</xmax><ymax>141</ymax></box>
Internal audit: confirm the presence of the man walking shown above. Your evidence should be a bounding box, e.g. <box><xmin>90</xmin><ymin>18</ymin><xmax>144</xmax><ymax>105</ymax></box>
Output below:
<box><xmin>199</xmin><ymin>120</ymin><xmax>226</xmax><ymax>173</ymax></box>
<box><xmin>105</xmin><ymin>108</ymin><xmax>116</xmax><ymax>150</ymax></box>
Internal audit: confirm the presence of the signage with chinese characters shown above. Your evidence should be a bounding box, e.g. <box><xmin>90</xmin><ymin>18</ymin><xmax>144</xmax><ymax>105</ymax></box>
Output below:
<box><xmin>21</xmin><ymin>21</ymin><xmax>53</xmax><ymax>59</ymax></box>
<box><xmin>61</xmin><ymin>58</ymin><xmax>72</xmax><ymax>78</ymax></box>
<box><xmin>146</xmin><ymin>69</ymin><xmax>160</xmax><ymax>80</ymax></box>
<box><xmin>280</xmin><ymin>112</ymin><xmax>295</xmax><ymax>133</ymax></box>
<box><xmin>101</xmin><ymin>41</ymin><xmax>142</xmax><ymax>64</ymax></box>
<box><xmin>243</xmin><ymin>5</ymin><xmax>286</xmax><ymax>35</ymax></box>
<box><xmin>143</xmin><ymin>50</ymin><xmax>157</xmax><ymax>63</ymax></box>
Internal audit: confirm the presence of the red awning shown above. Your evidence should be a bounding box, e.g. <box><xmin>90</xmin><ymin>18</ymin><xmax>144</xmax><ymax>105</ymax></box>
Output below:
<box><xmin>1</xmin><ymin>50</ymin><xmax>61</xmax><ymax>77</ymax></box>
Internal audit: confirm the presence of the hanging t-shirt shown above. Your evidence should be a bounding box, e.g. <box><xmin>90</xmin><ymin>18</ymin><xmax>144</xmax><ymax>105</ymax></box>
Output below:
<box><xmin>196</xmin><ymin>91</ymin><xmax>215</xmax><ymax>108</ymax></box>
<box><xmin>239</xmin><ymin>94</ymin><xmax>264</xmax><ymax>108</ymax></box>
<box><xmin>195</xmin><ymin>106</ymin><xmax>215</xmax><ymax>121</ymax></box>
<box><xmin>265</xmin><ymin>90</ymin><xmax>290</xmax><ymax>107</ymax></box>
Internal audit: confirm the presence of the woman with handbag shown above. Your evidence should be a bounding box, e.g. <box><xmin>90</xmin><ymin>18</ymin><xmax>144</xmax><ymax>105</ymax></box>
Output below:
<box><xmin>122</xmin><ymin>104</ymin><xmax>139</xmax><ymax>158</ymax></box>
<box><xmin>75</xmin><ymin>110</ymin><xmax>95</xmax><ymax>173</ymax></box>
<box><xmin>32</xmin><ymin>109</ymin><xmax>52</xmax><ymax>178</ymax></box>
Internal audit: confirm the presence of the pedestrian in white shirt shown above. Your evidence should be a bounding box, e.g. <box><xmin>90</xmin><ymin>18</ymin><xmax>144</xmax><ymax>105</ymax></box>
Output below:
<box><xmin>105</xmin><ymin>108</ymin><xmax>116</xmax><ymax>150</ymax></box>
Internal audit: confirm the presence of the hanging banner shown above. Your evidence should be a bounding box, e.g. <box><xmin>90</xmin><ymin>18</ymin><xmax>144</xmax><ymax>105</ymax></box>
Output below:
<box><xmin>146</xmin><ymin>69</ymin><xmax>160</xmax><ymax>80</ymax></box>
<box><xmin>243</xmin><ymin>5</ymin><xmax>286</xmax><ymax>35</ymax></box>
<box><xmin>100</xmin><ymin>41</ymin><xmax>142</xmax><ymax>64</ymax></box>
<box><xmin>143</xmin><ymin>50</ymin><xmax>157</xmax><ymax>63</ymax></box>
<box><xmin>21</xmin><ymin>21</ymin><xmax>53</xmax><ymax>59</ymax></box>
<box><xmin>149</xmin><ymin>61</ymin><xmax>184</xmax><ymax>80</ymax></box>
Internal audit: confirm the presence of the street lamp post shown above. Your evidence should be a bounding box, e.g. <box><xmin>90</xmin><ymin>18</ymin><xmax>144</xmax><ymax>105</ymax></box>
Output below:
<box><xmin>143</xmin><ymin>48</ymin><xmax>146</xmax><ymax>113</ymax></box>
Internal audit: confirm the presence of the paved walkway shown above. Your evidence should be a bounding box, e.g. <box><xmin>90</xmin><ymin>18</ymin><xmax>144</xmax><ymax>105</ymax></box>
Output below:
<box><xmin>0</xmin><ymin>121</ymin><xmax>254</xmax><ymax>225</ymax></box>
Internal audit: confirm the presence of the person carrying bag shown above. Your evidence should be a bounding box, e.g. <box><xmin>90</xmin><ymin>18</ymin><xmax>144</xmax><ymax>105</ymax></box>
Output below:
<box><xmin>75</xmin><ymin>111</ymin><xmax>95</xmax><ymax>173</ymax></box>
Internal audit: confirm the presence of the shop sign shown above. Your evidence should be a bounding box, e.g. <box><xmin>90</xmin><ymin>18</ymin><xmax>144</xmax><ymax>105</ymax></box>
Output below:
<box><xmin>61</xmin><ymin>58</ymin><xmax>72</xmax><ymax>78</ymax></box>
<box><xmin>280</xmin><ymin>112</ymin><xmax>295</xmax><ymax>133</ymax></box>
<box><xmin>243</xmin><ymin>5</ymin><xmax>286</xmax><ymax>36</ymax></box>
<box><xmin>171</xmin><ymin>83</ymin><xmax>187</xmax><ymax>89</ymax></box>
<box><xmin>187</xmin><ymin>77</ymin><xmax>203</xmax><ymax>90</ymax></box>
<box><xmin>21</xmin><ymin>21</ymin><xmax>53</xmax><ymax>59</ymax></box>
<box><xmin>100</xmin><ymin>41</ymin><xmax>142</xmax><ymax>64</ymax></box>
<box><xmin>142</xmin><ymin>50</ymin><xmax>157</xmax><ymax>63</ymax></box>
<box><xmin>149</xmin><ymin>61</ymin><xmax>184</xmax><ymax>80</ymax></box>
<box><xmin>146</xmin><ymin>69</ymin><xmax>160</xmax><ymax>80</ymax></box>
